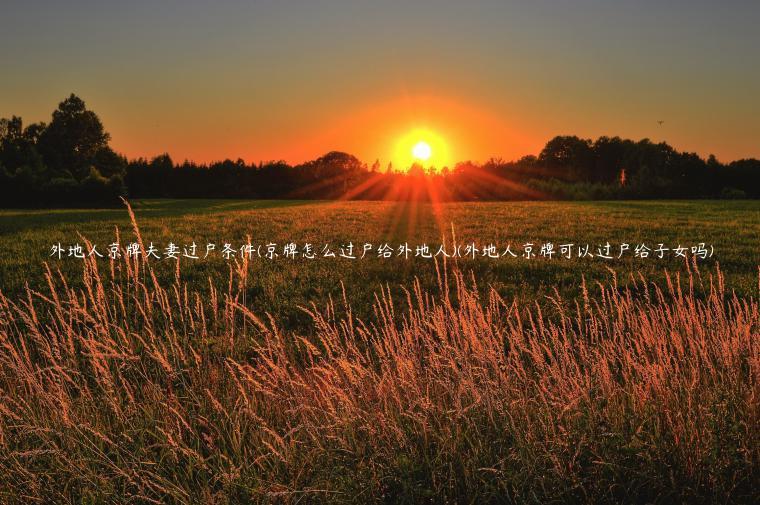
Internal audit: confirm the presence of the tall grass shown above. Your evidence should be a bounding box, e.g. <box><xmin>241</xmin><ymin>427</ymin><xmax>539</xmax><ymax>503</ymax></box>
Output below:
<box><xmin>0</xmin><ymin>205</ymin><xmax>757</xmax><ymax>503</ymax></box>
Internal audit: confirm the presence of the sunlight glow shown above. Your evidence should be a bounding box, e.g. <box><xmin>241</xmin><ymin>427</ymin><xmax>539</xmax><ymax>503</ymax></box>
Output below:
<box><xmin>393</xmin><ymin>127</ymin><xmax>451</xmax><ymax>171</ymax></box>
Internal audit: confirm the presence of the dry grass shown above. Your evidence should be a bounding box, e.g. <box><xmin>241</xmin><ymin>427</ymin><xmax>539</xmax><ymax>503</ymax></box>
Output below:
<box><xmin>0</xmin><ymin>205</ymin><xmax>757</xmax><ymax>504</ymax></box>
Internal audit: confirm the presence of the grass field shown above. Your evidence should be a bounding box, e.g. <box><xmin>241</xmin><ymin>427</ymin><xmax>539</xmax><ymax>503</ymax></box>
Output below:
<box><xmin>1</xmin><ymin>199</ymin><xmax>758</xmax><ymax>332</ymax></box>
<box><xmin>0</xmin><ymin>199</ymin><xmax>758</xmax><ymax>503</ymax></box>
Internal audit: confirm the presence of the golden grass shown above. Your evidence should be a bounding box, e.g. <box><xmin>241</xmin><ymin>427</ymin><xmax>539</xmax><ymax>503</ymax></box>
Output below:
<box><xmin>0</xmin><ymin>204</ymin><xmax>757</xmax><ymax>503</ymax></box>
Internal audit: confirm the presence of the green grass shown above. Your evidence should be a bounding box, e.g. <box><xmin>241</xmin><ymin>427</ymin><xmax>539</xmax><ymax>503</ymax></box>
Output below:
<box><xmin>1</xmin><ymin>199</ymin><xmax>757</xmax><ymax>332</ymax></box>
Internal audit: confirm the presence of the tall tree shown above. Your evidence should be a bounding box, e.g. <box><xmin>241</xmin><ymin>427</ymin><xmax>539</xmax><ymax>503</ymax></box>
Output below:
<box><xmin>38</xmin><ymin>94</ymin><xmax>111</xmax><ymax>180</ymax></box>
<box><xmin>538</xmin><ymin>136</ymin><xmax>594</xmax><ymax>181</ymax></box>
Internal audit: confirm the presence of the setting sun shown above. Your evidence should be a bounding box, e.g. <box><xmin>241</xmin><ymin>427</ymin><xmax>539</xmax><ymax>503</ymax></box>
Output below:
<box><xmin>392</xmin><ymin>127</ymin><xmax>451</xmax><ymax>171</ymax></box>
<box><xmin>412</xmin><ymin>141</ymin><xmax>432</xmax><ymax>161</ymax></box>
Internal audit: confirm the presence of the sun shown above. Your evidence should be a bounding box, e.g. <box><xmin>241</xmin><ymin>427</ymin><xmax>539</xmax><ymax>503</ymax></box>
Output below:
<box><xmin>392</xmin><ymin>127</ymin><xmax>451</xmax><ymax>171</ymax></box>
<box><xmin>412</xmin><ymin>141</ymin><xmax>432</xmax><ymax>161</ymax></box>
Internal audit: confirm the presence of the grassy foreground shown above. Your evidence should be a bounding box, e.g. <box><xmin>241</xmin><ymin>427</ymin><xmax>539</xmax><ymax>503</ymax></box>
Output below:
<box><xmin>0</xmin><ymin>202</ymin><xmax>757</xmax><ymax>503</ymax></box>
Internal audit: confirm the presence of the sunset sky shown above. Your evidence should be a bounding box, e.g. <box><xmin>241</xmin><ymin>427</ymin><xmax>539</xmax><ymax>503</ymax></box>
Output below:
<box><xmin>2</xmin><ymin>0</ymin><xmax>759</xmax><ymax>167</ymax></box>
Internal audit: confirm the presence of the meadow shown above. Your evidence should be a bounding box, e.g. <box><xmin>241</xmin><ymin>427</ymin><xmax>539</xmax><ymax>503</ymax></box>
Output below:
<box><xmin>0</xmin><ymin>199</ymin><xmax>758</xmax><ymax>332</ymax></box>
<box><xmin>0</xmin><ymin>199</ymin><xmax>758</xmax><ymax>503</ymax></box>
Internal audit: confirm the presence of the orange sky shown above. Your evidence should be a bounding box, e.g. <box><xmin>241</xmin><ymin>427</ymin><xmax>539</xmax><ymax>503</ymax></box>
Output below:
<box><xmin>2</xmin><ymin>1</ymin><xmax>759</xmax><ymax>167</ymax></box>
<box><xmin>109</xmin><ymin>94</ymin><xmax>539</xmax><ymax>169</ymax></box>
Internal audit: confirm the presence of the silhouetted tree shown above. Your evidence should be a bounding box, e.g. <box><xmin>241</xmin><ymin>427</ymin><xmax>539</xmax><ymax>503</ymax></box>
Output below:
<box><xmin>38</xmin><ymin>94</ymin><xmax>112</xmax><ymax>180</ymax></box>
<box><xmin>538</xmin><ymin>136</ymin><xmax>594</xmax><ymax>181</ymax></box>
<box><xmin>592</xmin><ymin>136</ymin><xmax>632</xmax><ymax>183</ymax></box>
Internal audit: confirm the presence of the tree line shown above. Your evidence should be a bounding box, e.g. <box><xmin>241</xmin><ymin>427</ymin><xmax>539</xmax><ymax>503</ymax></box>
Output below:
<box><xmin>2</xmin><ymin>94</ymin><xmax>758</xmax><ymax>206</ymax></box>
